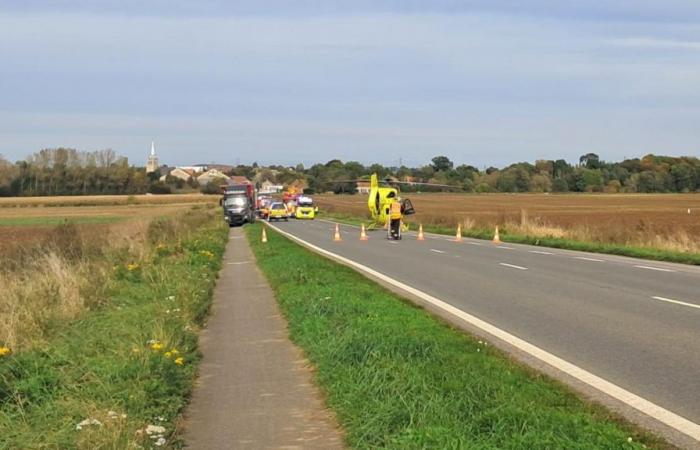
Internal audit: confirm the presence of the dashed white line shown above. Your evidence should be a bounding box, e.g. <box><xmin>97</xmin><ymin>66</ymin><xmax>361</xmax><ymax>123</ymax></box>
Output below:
<box><xmin>574</xmin><ymin>256</ymin><xmax>605</xmax><ymax>262</ymax></box>
<box><xmin>496</xmin><ymin>246</ymin><xmax>515</xmax><ymax>250</ymax></box>
<box><xmin>499</xmin><ymin>263</ymin><xmax>528</xmax><ymax>270</ymax></box>
<box><xmin>635</xmin><ymin>265</ymin><xmax>675</xmax><ymax>273</ymax></box>
<box><xmin>652</xmin><ymin>296</ymin><xmax>700</xmax><ymax>310</ymax></box>
<box><xmin>430</xmin><ymin>249</ymin><xmax>446</xmax><ymax>254</ymax></box>
<box><xmin>530</xmin><ymin>250</ymin><xmax>554</xmax><ymax>255</ymax></box>
<box><xmin>466</xmin><ymin>242</ymin><xmax>483</xmax><ymax>246</ymax></box>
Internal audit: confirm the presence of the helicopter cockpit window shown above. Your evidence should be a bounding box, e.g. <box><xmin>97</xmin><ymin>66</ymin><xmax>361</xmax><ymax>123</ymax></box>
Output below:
<box><xmin>387</xmin><ymin>191</ymin><xmax>396</xmax><ymax>198</ymax></box>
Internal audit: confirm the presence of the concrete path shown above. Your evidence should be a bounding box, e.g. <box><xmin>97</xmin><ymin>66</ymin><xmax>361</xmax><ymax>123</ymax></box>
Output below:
<box><xmin>184</xmin><ymin>227</ymin><xmax>344</xmax><ymax>450</ymax></box>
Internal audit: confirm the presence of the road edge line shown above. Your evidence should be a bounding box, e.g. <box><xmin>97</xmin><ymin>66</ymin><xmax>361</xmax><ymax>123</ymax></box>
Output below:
<box><xmin>264</xmin><ymin>221</ymin><xmax>700</xmax><ymax>443</ymax></box>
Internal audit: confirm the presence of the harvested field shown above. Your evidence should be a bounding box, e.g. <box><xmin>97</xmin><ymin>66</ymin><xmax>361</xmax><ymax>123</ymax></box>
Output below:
<box><xmin>316</xmin><ymin>193</ymin><xmax>700</xmax><ymax>253</ymax></box>
<box><xmin>0</xmin><ymin>193</ymin><xmax>219</xmax><ymax>208</ymax></box>
<box><xmin>0</xmin><ymin>197</ymin><xmax>218</xmax><ymax>256</ymax></box>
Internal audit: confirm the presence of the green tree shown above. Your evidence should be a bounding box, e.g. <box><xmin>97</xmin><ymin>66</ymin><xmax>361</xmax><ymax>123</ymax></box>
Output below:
<box><xmin>430</xmin><ymin>156</ymin><xmax>453</xmax><ymax>172</ymax></box>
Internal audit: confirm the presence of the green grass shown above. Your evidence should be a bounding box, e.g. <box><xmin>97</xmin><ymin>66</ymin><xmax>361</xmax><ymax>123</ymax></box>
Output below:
<box><xmin>321</xmin><ymin>211</ymin><xmax>700</xmax><ymax>266</ymax></box>
<box><xmin>246</xmin><ymin>223</ymin><xmax>669</xmax><ymax>449</ymax></box>
<box><xmin>0</xmin><ymin>213</ymin><xmax>229</xmax><ymax>449</ymax></box>
<box><xmin>0</xmin><ymin>216</ymin><xmax>126</xmax><ymax>226</ymax></box>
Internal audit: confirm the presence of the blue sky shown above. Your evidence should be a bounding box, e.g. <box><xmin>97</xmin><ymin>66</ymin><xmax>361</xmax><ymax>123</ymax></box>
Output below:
<box><xmin>1</xmin><ymin>1</ymin><xmax>699</xmax><ymax>168</ymax></box>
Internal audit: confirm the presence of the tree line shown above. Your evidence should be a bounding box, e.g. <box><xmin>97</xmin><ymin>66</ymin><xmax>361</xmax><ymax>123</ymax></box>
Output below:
<box><xmin>1</xmin><ymin>148</ymin><xmax>699</xmax><ymax>196</ymax></box>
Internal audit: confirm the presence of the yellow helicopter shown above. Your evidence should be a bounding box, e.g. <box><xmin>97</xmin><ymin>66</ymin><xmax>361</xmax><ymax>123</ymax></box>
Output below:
<box><xmin>367</xmin><ymin>173</ymin><xmax>415</xmax><ymax>239</ymax></box>
<box><xmin>335</xmin><ymin>173</ymin><xmax>459</xmax><ymax>240</ymax></box>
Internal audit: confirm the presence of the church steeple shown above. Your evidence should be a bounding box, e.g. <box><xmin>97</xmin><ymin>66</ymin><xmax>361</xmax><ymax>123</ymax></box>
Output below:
<box><xmin>146</xmin><ymin>141</ymin><xmax>159</xmax><ymax>173</ymax></box>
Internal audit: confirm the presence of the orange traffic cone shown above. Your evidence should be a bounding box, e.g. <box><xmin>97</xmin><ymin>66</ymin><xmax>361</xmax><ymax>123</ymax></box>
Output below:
<box><xmin>334</xmin><ymin>223</ymin><xmax>342</xmax><ymax>242</ymax></box>
<box><xmin>492</xmin><ymin>226</ymin><xmax>501</xmax><ymax>245</ymax></box>
<box><xmin>360</xmin><ymin>224</ymin><xmax>368</xmax><ymax>241</ymax></box>
<box><xmin>417</xmin><ymin>224</ymin><xmax>425</xmax><ymax>241</ymax></box>
<box><xmin>261</xmin><ymin>228</ymin><xmax>268</xmax><ymax>243</ymax></box>
<box><xmin>455</xmin><ymin>224</ymin><xmax>463</xmax><ymax>242</ymax></box>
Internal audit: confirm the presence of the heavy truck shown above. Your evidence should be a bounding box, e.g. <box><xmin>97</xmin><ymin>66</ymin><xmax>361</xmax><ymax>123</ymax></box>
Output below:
<box><xmin>222</xmin><ymin>183</ymin><xmax>256</xmax><ymax>226</ymax></box>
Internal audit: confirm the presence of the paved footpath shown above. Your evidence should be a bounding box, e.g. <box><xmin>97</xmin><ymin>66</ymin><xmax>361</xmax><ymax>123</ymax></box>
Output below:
<box><xmin>184</xmin><ymin>227</ymin><xmax>344</xmax><ymax>449</ymax></box>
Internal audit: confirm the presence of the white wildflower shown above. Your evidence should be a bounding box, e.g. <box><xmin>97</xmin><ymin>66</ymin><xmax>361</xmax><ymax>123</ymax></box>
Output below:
<box><xmin>167</xmin><ymin>296</ymin><xmax>175</xmax><ymax>300</ymax></box>
<box><xmin>155</xmin><ymin>437</ymin><xmax>167</xmax><ymax>446</ymax></box>
<box><xmin>145</xmin><ymin>424</ymin><xmax>166</xmax><ymax>435</ymax></box>
<box><xmin>76</xmin><ymin>418</ymin><xmax>102</xmax><ymax>430</ymax></box>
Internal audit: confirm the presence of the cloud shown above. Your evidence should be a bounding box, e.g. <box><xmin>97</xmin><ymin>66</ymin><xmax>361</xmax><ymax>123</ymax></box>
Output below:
<box><xmin>1</xmin><ymin>5</ymin><xmax>699</xmax><ymax>166</ymax></box>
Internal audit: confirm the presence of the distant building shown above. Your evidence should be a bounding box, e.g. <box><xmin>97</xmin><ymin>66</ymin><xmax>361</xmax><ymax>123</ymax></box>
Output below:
<box><xmin>178</xmin><ymin>165</ymin><xmax>207</xmax><ymax>173</ymax></box>
<box><xmin>160</xmin><ymin>167</ymin><xmax>196</xmax><ymax>182</ymax></box>
<box><xmin>146</xmin><ymin>142</ymin><xmax>159</xmax><ymax>173</ymax></box>
<box><xmin>356</xmin><ymin>180</ymin><xmax>371</xmax><ymax>194</ymax></box>
<box><xmin>260</xmin><ymin>180</ymin><xmax>283</xmax><ymax>194</ymax></box>
<box><xmin>229</xmin><ymin>176</ymin><xmax>252</xmax><ymax>185</ymax></box>
<box><xmin>197</xmin><ymin>169</ymin><xmax>230</xmax><ymax>185</ymax></box>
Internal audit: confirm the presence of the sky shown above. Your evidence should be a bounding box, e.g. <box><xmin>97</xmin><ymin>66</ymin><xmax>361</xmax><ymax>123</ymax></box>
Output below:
<box><xmin>1</xmin><ymin>1</ymin><xmax>699</xmax><ymax>168</ymax></box>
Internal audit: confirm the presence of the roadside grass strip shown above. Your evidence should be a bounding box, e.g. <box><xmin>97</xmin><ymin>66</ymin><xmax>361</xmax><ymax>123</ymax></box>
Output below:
<box><xmin>246</xmin><ymin>223</ymin><xmax>667</xmax><ymax>449</ymax></box>
<box><xmin>322</xmin><ymin>212</ymin><xmax>700</xmax><ymax>266</ymax></box>
<box><xmin>0</xmin><ymin>212</ymin><xmax>228</xmax><ymax>449</ymax></box>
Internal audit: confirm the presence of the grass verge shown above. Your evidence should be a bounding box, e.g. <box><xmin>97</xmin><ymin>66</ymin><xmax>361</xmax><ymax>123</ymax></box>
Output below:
<box><xmin>321</xmin><ymin>212</ymin><xmax>700</xmax><ymax>266</ymax></box>
<box><xmin>246</xmin><ymin>222</ymin><xmax>669</xmax><ymax>449</ymax></box>
<box><xmin>0</xmin><ymin>210</ymin><xmax>228</xmax><ymax>449</ymax></box>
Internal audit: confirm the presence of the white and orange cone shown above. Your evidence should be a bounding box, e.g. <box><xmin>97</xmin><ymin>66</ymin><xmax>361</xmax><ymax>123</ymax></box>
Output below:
<box><xmin>334</xmin><ymin>223</ymin><xmax>342</xmax><ymax>242</ymax></box>
<box><xmin>492</xmin><ymin>226</ymin><xmax>501</xmax><ymax>245</ymax></box>
<box><xmin>455</xmin><ymin>224</ymin><xmax>463</xmax><ymax>242</ymax></box>
<box><xmin>360</xmin><ymin>224</ymin><xmax>368</xmax><ymax>241</ymax></box>
<box><xmin>261</xmin><ymin>228</ymin><xmax>268</xmax><ymax>243</ymax></box>
<box><xmin>417</xmin><ymin>224</ymin><xmax>425</xmax><ymax>241</ymax></box>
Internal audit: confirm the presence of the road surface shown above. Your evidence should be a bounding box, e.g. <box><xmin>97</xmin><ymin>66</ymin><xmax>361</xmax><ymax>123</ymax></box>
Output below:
<box><xmin>266</xmin><ymin>218</ymin><xmax>700</xmax><ymax>446</ymax></box>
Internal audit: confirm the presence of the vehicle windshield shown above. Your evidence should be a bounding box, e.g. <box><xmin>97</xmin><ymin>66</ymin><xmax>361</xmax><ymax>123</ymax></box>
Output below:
<box><xmin>271</xmin><ymin>203</ymin><xmax>285</xmax><ymax>210</ymax></box>
<box><xmin>224</xmin><ymin>196</ymin><xmax>247</xmax><ymax>207</ymax></box>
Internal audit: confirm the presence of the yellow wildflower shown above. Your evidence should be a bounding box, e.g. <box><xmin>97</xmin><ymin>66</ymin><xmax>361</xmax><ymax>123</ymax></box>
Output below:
<box><xmin>132</xmin><ymin>347</ymin><xmax>140</xmax><ymax>354</ymax></box>
<box><xmin>199</xmin><ymin>250</ymin><xmax>214</xmax><ymax>259</ymax></box>
<box><xmin>174</xmin><ymin>357</ymin><xmax>184</xmax><ymax>365</ymax></box>
<box><xmin>164</xmin><ymin>352</ymin><xmax>172</xmax><ymax>358</ymax></box>
<box><xmin>0</xmin><ymin>347</ymin><xmax>11</xmax><ymax>357</ymax></box>
<box><xmin>170</xmin><ymin>348</ymin><xmax>179</xmax><ymax>355</ymax></box>
<box><xmin>127</xmin><ymin>263</ymin><xmax>140</xmax><ymax>272</ymax></box>
<box><xmin>150</xmin><ymin>342</ymin><xmax>164</xmax><ymax>351</ymax></box>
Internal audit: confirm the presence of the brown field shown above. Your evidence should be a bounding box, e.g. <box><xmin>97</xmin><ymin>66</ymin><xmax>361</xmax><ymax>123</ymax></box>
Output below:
<box><xmin>0</xmin><ymin>196</ymin><xmax>219</xmax><ymax>256</ymax></box>
<box><xmin>316</xmin><ymin>193</ymin><xmax>700</xmax><ymax>252</ymax></box>
<box><xmin>0</xmin><ymin>193</ymin><xmax>219</xmax><ymax>208</ymax></box>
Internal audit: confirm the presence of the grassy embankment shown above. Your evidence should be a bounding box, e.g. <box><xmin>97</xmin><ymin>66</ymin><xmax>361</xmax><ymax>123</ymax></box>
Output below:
<box><xmin>0</xmin><ymin>206</ymin><xmax>228</xmax><ymax>449</ymax></box>
<box><xmin>321</xmin><ymin>211</ymin><xmax>700</xmax><ymax>265</ymax></box>
<box><xmin>246</xmin><ymin>223</ymin><xmax>668</xmax><ymax>449</ymax></box>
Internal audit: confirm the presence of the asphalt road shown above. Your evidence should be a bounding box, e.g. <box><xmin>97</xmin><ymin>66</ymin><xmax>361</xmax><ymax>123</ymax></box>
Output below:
<box><xmin>267</xmin><ymin>218</ymin><xmax>700</xmax><ymax>442</ymax></box>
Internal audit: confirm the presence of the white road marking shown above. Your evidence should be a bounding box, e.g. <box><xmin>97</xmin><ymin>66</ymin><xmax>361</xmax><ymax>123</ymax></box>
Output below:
<box><xmin>635</xmin><ymin>265</ymin><xmax>675</xmax><ymax>273</ymax></box>
<box><xmin>652</xmin><ymin>296</ymin><xmax>700</xmax><ymax>310</ymax></box>
<box><xmin>430</xmin><ymin>249</ymin><xmax>446</xmax><ymax>254</ymax></box>
<box><xmin>388</xmin><ymin>241</ymin><xmax>398</xmax><ymax>245</ymax></box>
<box><xmin>530</xmin><ymin>250</ymin><xmax>554</xmax><ymax>255</ymax></box>
<box><xmin>496</xmin><ymin>246</ymin><xmax>515</xmax><ymax>250</ymax></box>
<box><xmin>574</xmin><ymin>256</ymin><xmax>605</xmax><ymax>262</ymax></box>
<box><xmin>227</xmin><ymin>261</ymin><xmax>251</xmax><ymax>265</ymax></box>
<box><xmin>264</xmin><ymin>220</ymin><xmax>700</xmax><ymax>442</ymax></box>
<box><xmin>467</xmin><ymin>241</ymin><xmax>482</xmax><ymax>246</ymax></box>
<box><xmin>499</xmin><ymin>263</ymin><xmax>528</xmax><ymax>270</ymax></box>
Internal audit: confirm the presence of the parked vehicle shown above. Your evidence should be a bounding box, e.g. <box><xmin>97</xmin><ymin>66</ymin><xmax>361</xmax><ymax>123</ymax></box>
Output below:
<box><xmin>222</xmin><ymin>184</ymin><xmax>256</xmax><ymax>226</ymax></box>
<box><xmin>294</xmin><ymin>196</ymin><xmax>318</xmax><ymax>219</ymax></box>
<box><xmin>267</xmin><ymin>202</ymin><xmax>289</xmax><ymax>221</ymax></box>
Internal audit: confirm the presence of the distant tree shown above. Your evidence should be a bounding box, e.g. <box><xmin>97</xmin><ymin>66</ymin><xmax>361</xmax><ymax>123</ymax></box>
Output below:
<box><xmin>552</xmin><ymin>177</ymin><xmax>569</xmax><ymax>192</ymax></box>
<box><xmin>430</xmin><ymin>156</ymin><xmax>453</xmax><ymax>172</ymax></box>
<box><xmin>579</xmin><ymin>153</ymin><xmax>600</xmax><ymax>169</ymax></box>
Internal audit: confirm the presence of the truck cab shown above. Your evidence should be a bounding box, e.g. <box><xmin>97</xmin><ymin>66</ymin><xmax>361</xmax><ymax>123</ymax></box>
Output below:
<box><xmin>223</xmin><ymin>184</ymin><xmax>256</xmax><ymax>226</ymax></box>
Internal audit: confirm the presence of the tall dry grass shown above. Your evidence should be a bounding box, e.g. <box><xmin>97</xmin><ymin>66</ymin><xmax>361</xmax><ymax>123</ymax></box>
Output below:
<box><xmin>0</xmin><ymin>207</ymin><xmax>218</xmax><ymax>351</ymax></box>
<box><xmin>0</xmin><ymin>221</ymin><xmax>149</xmax><ymax>350</ymax></box>
<box><xmin>453</xmin><ymin>209</ymin><xmax>700</xmax><ymax>254</ymax></box>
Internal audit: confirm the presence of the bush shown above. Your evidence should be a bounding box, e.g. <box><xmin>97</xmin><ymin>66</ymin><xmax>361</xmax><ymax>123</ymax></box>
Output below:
<box><xmin>147</xmin><ymin>183</ymin><xmax>172</xmax><ymax>194</ymax></box>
